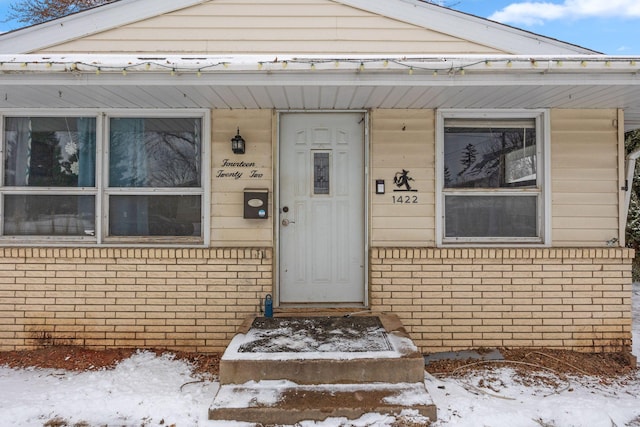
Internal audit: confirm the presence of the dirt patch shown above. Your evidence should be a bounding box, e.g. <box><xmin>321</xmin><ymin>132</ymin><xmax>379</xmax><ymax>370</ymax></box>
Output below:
<box><xmin>0</xmin><ymin>346</ymin><xmax>220</xmax><ymax>377</ymax></box>
<box><xmin>0</xmin><ymin>345</ymin><xmax>635</xmax><ymax>381</ymax></box>
<box><xmin>425</xmin><ymin>347</ymin><xmax>637</xmax><ymax>379</ymax></box>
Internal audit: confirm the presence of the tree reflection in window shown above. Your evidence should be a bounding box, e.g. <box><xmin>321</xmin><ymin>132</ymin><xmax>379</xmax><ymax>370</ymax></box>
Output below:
<box><xmin>108</xmin><ymin>117</ymin><xmax>203</xmax><ymax>237</ymax></box>
<box><xmin>444</xmin><ymin>123</ymin><xmax>536</xmax><ymax>189</ymax></box>
<box><xmin>109</xmin><ymin>118</ymin><xmax>201</xmax><ymax>188</ymax></box>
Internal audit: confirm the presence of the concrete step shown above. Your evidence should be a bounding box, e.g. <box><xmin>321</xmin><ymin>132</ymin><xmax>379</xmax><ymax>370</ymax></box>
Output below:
<box><xmin>209</xmin><ymin>381</ymin><xmax>437</xmax><ymax>425</ymax></box>
<box><xmin>210</xmin><ymin>313</ymin><xmax>437</xmax><ymax>423</ymax></box>
<box><xmin>219</xmin><ymin>314</ymin><xmax>425</xmax><ymax>385</ymax></box>
<box><xmin>219</xmin><ymin>347</ymin><xmax>425</xmax><ymax>385</ymax></box>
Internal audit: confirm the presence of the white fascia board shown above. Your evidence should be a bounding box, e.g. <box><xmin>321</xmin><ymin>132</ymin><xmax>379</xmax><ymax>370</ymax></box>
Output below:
<box><xmin>1</xmin><ymin>68</ymin><xmax>639</xmax><ymax>90</ymax></box>
<box><xmin>0</xmin><ymin>0</ymin><xmax>205</xmax><ymax>54</ymax></box>
<box><xmin>0</xmin><ymin>54</ymin><xmax>637</xmax><ymax>79</ymax></box>
<box><xmin>334</xmin><ymin>0</ymin><xmax>597</xmax><ymax>55</ymax></box>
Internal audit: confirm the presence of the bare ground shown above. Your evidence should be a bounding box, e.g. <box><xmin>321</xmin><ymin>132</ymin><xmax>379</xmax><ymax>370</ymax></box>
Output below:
<box><xmin>0</xmin><ymin>346</ymin><xmax>221</xmax><ymax>377</ymax></box>
<box><xmin>0</xmin><ymin>345</ymin><xmax>635</xmax><ymax>380</ymax></box>
<box><xmin>425</xmin><ymin>347</ymin><xmax>637</xmax><ymax>380</ymax></box>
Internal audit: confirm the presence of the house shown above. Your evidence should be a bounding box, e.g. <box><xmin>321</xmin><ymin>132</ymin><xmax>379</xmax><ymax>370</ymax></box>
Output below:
<box><xmin>0</xmin><ymin>0</ymin><xmax>636</xmax><ymax>354</ymax></box>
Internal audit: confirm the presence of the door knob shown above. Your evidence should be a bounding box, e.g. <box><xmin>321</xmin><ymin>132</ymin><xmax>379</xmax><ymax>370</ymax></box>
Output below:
<box><xmin>282</xmin><ymin>218</ymin><xmax>295</xmax><ymax>226</ymax></box>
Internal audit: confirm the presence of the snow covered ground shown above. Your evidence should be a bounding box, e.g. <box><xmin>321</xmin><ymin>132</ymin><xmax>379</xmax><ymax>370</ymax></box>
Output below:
<box><xmin>0</xmin><ymin>283</ymin><xmax>639</xmax><ymax>427</ymax></box>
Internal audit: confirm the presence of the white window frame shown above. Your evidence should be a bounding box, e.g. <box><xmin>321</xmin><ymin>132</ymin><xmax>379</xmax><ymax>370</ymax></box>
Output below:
<box><xmin>0</xmin><ymin>108</ymin><xmax>210</xmax><ymax>247</ymax></box>
<box><xmin>435</xmin><ymin>109</ymin><xmax>551</xmax><ymax>247</ymax></box>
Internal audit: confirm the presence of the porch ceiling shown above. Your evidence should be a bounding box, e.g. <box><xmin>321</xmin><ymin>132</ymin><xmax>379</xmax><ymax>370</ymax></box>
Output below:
<box><xmin>1</xmin><ymin>54</ymin><xmax>640</xmax><ymax>130</ymax></box>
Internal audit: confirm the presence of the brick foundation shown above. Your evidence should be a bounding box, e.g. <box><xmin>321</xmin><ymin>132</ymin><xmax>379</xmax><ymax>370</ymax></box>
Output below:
<box><xmin>370</xmin><ymin>248</ymin><xmax>634</xmax><ymax>353</ymax></box>
<box><xmin>0</xmin><ymin>248</ymin><xmax>272</xmax><ymax>352</ymax></box>
<box><xmin>0</xmin><ymin>246</ymin><xmax>634</xmax><ymax>354</ymax></box>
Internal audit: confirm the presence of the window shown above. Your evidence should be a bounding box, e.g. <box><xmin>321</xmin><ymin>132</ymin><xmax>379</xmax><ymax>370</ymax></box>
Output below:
<box><xmin>437</xmin><ymin>110</ymin><xmax>548</xmax><ymax>244</ymax></box>
<box><xmin>313</xmin><ymin>151</ymin><xmax>330</xmax><ymax>195</ymax></box>
<box><xmin>106</xmin><ymin>117</ymin><xmax>203</xmax><ymax>241</ymax></box>
<box><xmin>1</xmin><ymin>111</ymin><xmax>208</xmax><ymax>245</ymax></box>
<box><xmin>3</xmin><ymin>116</ymin><xmax>97</xmax><ymax>238</ymax></box>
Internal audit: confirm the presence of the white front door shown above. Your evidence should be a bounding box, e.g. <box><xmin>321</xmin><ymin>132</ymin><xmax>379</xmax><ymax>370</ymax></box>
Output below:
<box><xmin>279</xmin><ymin>112</ymin><xmax>365</xmax><ymax>304</ymax></box>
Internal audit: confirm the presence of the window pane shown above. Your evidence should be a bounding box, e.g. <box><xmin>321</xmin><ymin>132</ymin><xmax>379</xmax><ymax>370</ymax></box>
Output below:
<box><xmin>444</xmin><ymin>121</ymin><xmax>536</xmax><ymax>189</ymax></box>
<box><xmin>313</xmin><ymin>152</ymin><xmax>330</xmax><ymax>195</ymax></box>
<box><xmin>109</xmin><ymin>118</ymin><xmax>201</xmax><ymax>188</ymax></box>
<box><xmin>4</xmin><ymin>117</ymin><xmax>96</xmax><ymax>187</ymax></box>
<box><xmin>4</xmin><ymin>195</ymin><xmax>95</xmax><ymax>236</ymax></box>
<box><xmin>109</xmin><ymin>195</ymin><xmax>201</xmax><ymax>237</ymax></box>
<box><xmin>445</xmin><ymin>195</ymin><xmax>538</xmax><ymax>238</ymax></box>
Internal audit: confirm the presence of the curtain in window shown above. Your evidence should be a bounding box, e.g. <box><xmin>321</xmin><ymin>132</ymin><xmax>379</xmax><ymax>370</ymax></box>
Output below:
<box><xmin>2</xmin><ymin>118</ymin><xmax>32</xmax><ymax>233</ymax></box>
<box><xmin>77</xmin><ymin>117</ymin><xmax>96</xmax><ymax>187</ymax></box>
<box><xmin>109</xmin><ymin>118</ymin><xmax>149</xmax><ymax>235</ymax></box>
<box><xmin>109</xmin><ymin>118</ymin><xmax>148</xmax><ymax>187</ymax></box>
<box><xmin>194</xmin><ymin>119</ymin><xmax>201</xmax><ymax>179</ymax></box>
<box><xmin>77</xmin><ymin>117</ymin><xmax>96</xmax><ymax>234</ymax></box>
<box><xmin>10</xmin><ymin>118</ymin><xmax>32</xmax><ymax>186</ymax></box>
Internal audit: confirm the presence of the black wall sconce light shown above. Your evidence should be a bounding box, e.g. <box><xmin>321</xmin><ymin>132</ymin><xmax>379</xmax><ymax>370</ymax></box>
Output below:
<box><xmin>231</xmin><ymin>127</ymin><xmax>246</xmax><ymax>154</ymax></box>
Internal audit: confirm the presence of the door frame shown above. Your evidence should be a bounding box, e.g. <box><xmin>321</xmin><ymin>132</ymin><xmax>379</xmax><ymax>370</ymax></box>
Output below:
<box><xmin>274</xmin><ymin>110</ymin><xmax>370</xmax><ymax>307</ymax></box>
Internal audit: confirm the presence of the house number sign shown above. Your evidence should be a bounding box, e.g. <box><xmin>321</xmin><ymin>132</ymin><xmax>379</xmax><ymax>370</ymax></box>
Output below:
<box><xmin>392</xmin><ymin>169</ymin><xmax>418</xmax><ymax>204</ymax></box>
<box><xmin>216</xmin><ymin>159</ymin><xmax>264</xmax><ymax>180</ymax></box>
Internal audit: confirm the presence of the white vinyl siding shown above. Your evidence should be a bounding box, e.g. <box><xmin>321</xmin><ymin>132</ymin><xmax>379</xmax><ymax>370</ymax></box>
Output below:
<box><xmin>352</xmin><ymin>108</ymin><xmax>621</xmax><ymax>248</ymax></box>
<box><xmin>210</xmin><ymin>109</ymin><xmax>273</xmax><ymax>247</ymax></box>
<box><xmin>38</xmin><ymin>0</ymin><xmax>503</xmax><ymax>55</ymax></box>
<box><xmin>370</xmin><ymin>109</ymin><xmax>436</xmax><ymax>246</ymax></box>
<box><xmin>550</xmin><ymin>109</ymin><xmax>620</xmax><ymax>246</ymax></box>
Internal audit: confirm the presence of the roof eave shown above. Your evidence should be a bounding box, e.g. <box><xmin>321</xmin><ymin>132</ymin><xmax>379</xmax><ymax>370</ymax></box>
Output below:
<box><xmin>0</xmin><ymin>54</ymin><xmax>638</xmax><ymax>130</ymax></box>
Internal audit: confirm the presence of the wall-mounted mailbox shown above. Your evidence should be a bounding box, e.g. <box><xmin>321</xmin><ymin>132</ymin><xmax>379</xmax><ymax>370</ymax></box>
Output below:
<box><xmin>244</xmin><ymin>189</ymin><xmax>269</xmax><ymax>219</ymax></box>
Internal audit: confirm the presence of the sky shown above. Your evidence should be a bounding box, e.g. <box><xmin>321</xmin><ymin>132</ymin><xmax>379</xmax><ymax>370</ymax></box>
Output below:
<box><xmin>0</xmin><ymin>0</ymin><xmax>638</xmax><ymax>55</ymax></box>
<box><xmin>449</xmin><ymin>0</ymin><xmax>640</xmax><ymax>54</ymax></box>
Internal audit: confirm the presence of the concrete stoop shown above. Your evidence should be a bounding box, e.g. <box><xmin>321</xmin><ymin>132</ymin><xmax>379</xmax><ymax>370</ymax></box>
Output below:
<box><xmin>209</xmin><ymin>313</ymin><xmax>437</xmax><ymax>424</ymax></box>
<box><xmin>219</xmin><ymin>345</ymin><xmax>426</xmax><ymax>384</ymax></box>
